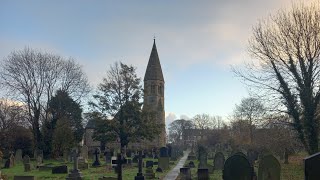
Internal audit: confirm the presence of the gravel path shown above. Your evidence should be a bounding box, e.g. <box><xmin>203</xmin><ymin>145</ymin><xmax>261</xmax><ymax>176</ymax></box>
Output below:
<box><xmin>163</xmin><ymin>151</ymin><xmax>190</xmax><ymax>180</ymax></box>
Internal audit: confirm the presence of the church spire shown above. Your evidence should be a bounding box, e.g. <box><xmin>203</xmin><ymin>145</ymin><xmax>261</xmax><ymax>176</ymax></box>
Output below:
<box><xmin>144</xmin><ymin>39</ymin><xmax>164</xmax><ymax>81</ymax></box>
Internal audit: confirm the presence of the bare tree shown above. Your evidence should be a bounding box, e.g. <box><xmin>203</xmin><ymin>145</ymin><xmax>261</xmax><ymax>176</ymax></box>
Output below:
<box><xmin>234</xmin><ymin>3</ymin><xmax>320</xmax><ymax>154</ymax></box>
<box><xmin>168</xmin><ymin>119</ymin><xmax>194</xmax><ymax>144</ymax></box>
<box><xmin>0</xmin><ymin>47</ymin><xmax>90</xmax><ymax>149</ymax></box>
<box><xmin>232</xmin><ymin>97</ymin><xmax>265</xmax><ymax>144</ymax></box>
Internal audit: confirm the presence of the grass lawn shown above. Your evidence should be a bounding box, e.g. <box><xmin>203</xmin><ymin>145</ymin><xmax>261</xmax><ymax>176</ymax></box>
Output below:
<box><xmin>1</xmin><ymin>157</ymin><xmax>179</xmax><ymax>180</ymax></box>
<box><xmin>182</xmin><ymin>153</ymin><xmax>305</xmax><ymax>180</ymax></box>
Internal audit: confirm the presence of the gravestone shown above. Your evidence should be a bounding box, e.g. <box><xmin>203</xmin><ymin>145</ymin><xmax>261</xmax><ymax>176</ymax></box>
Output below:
<box><xmin>66</xmin><ymin>149</ymin><xmax>83</xmax><ymax>180</ymax></box>
<box><xmin>146</xmin><ymin>160</ymin><xmax>153</xmax><ymax>168</ymax></box>
<box><xmin>10</xmin><ymin>153</ymin><xmax>15</xmax><ymax>166</ymax></box>
<box><xmin>158</xmin><ymin>147</ymin><xmax>169</xmax><ymax>170</ymax></box>
<box><xmin>15</xmin><ymin>149</ymin><xmax>23</xmax><ymax>163</ymax></box>
<box><xmin>134</xmin><ymin>151</ymin><xmax>144</xmax><ymax>180</ymax></box>
<box><xmin>188</xmin><ymin>161</ymin><xmax>195</xmax><ymax>168</ymax></box>
<box><xmin>213</xmin><ymin>152</ymin><xmax>225</xmax><ymax>170</ymax></box>
<box><xmin>104</xmin><ymin>150</ymin><xmax>112</xmax><ymax>164</ymax></box>
<box><xmin>304</xmin><ymin>152</ymin><xmax>320</xmax><ymax>180</ymax></box>
<box><xmin>198</xmin><ymin>145</ymin><xmax>207</xmax><ymax>168</ymax></box>
<box><xmin>188</xmin><ymin>144</ymin><xmax>196</xmax><ymax>160</ymax></box>
<box><xmin>197</xmin><ymin>168</ymin><xmax>209</xmax><ymax>180</ymax></box>
<box><xmin>78</xmin><ymin>157</ymin><xmax>89</xmax><ymax>170</ymax></box>
<box><xmin>223</xmin><ymin>155</ymin><xmax>252</xmax><ymax>180</ymax></box>
<box><xmin>13</xmin><ymin>176</ymin><xmax>35</xmax><ymax>180</ymax></box>
<box><xmin>258</xmin><ymin>154</ymin><xmax>280</xmax><ymax>180</ymax></box>
<box><xmin>52</xmin><ymin>165</ymin><xmax>68</xmax><ymax>174</ymax></box>
<box><xmin>81</xmin><ymin>145</ymin><xmax>88</xmax><ymax>161</ymax></box>
<box><xmin>92</xmin><ymin>148</ymin><xmax>101</xmax><ymax>167</ymax></box>
<box><xmin>145</xmin><ymin>165</ymin><xmax>155</xmax><ymax>179</ymax></box>
<box><xmin>23</xmin><ymin>155</ymin><xmax>31</xmax><ymax>172</ymax></box>
<box><xmin>63</xmin><ymin>150</ymin><xmax>68</xmax><ymax>162</ymax></box>
<box><xmin>180</xmin><ymin>167</ymin><xmax>191</xmax><ymax>180</ymax></box>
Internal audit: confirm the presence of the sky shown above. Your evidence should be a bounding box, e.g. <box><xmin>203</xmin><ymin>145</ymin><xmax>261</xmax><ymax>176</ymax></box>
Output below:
<box><xmin>0</xmin><ymin>0</ymin><xmax>309</xmax><ymax>126</ymax></box>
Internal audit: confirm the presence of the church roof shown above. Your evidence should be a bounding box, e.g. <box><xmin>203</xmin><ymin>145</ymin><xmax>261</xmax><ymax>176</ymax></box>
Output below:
<box><xmin>144</xmin><ymin>39</ymin><xmax>164</xmax><ymax>81</ymax></box>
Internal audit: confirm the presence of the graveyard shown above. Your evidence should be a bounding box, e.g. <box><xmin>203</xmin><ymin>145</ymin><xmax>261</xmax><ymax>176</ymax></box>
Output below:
<box><xmin>2</xmin><ymin>1</ymin><xmax>320</xmax><ymax>180</ymax></box>
<box><xmin>0</xmin><ymin>147</ymin><xmax>182</xmax><ymax>179</ymax></box>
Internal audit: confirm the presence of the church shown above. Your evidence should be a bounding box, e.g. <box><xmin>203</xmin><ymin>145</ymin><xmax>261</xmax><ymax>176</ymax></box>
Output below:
<box><xmin>84</xmin><ymin>40</ymin><xmax>166</xmax><ymax>150</ymax></box>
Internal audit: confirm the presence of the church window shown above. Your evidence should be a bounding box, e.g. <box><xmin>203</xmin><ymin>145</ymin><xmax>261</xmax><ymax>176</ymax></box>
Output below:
<box><xmin>151</xmin><ymin>85</ymin><xmax>156</xmax><ymax>94</ymax></box>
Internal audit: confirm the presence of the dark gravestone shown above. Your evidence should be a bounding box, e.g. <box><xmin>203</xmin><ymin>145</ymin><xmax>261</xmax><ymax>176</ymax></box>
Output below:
<box><xmin>13</xmin><ymin>176</ymin><xmax>36</xmax><ymax>180</ymax></box>
<box><xmin>104</xmin><ymin>150</ymin><xmax>111</xmax><ymax>164</ymax></box>
<box><xmin>188</xmin><ymin>161</ymin><xmax>195</xmax><ymax>168</ymax></box>
<box><xmin>304</xmin><ymin>152</ymin><xmax>320</xmax><ymax>180</ymax></box>
<box><xmin>146</xmin><ymin>161</ymin><xmax>153</xmax><ymax>168</ymax></box>
<box><xmin>180</xmin><ymin>167</ymin><xmax>191</xmax><ymax>180</ymax></box>
<box><xmin>159</xmin><ymin>147</ymin><xmax>168</xmax><ymax>157</ymax></box>
<box><xmin>197</xmin><ymin>168</ymin><xmax>209</xmax><ymax>180</ymax></box>
<box><xmin>92</xmin><ymin>148</ymin><xmax>101</xmax><ymax>167</ymax></box>
<box><xmin>156</xmin><ymin>167</ymin><xmax>163</xmax><ymax>172</ymax></box>
<box><xmin>223</xmin><ymin>155</ymin><xmax>252</xmax><ymax>180</ymax></box>
<box><xmin>52</xmin><ymin>165</ymin><xmax>68</xmax><ymax>174</ymax></box>
<box><xmin>159</xmin><ymin>147</ymin><xmax>169</xmax><ymax>170</ymax></box>
<box><xmin>213</xmin><ymin>152</ymin><xmax>225</xmax><ymax>170</ymax></box>
<box><xmin>258</xmin><ymin>154</ymin><xmax>280</xmax><ymax>180</ymax></box>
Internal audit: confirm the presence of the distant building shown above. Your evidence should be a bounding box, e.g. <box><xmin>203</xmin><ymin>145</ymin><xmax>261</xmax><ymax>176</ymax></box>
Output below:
<box><xmin>84</xmin><ymin>39</ymin><xmax>166</xmax><ymax>150</ymax></box>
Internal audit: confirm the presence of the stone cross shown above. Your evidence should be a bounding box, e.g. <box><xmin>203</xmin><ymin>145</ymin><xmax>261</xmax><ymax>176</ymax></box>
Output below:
<box><xmin>134</xmin><ymin>150</ymin><xmax>144</xmax><ymax>180</ymax></box>
<box><xmin>72</xmin><ymin>149</ymin><xmax>79</xmax><ymax>170</ymax></box>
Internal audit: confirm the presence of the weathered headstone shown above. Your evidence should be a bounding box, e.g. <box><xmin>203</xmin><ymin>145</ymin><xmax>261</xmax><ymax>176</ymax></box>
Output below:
<box><xmin>15</xmin><ymin>149</ymin><xmax>23</xmax><ymax>163</ymax></box>
<box><xmin>104</xmin><ymin>150</ymin><xmax>112</xmax><ymax>164</ymax></box>
<box><xmin>197</xmin><ymin>168</ymin><xmax>209</xmax><ymax>180</ymax></box>
<box><xmin>258</xmin><ymin>154</ymin><xmax>280</xmax><ymax>180</ymax></box>
<box><xmin>223</xmin><ymin>155</ymin><xmax>252</xmax><ymax>180</ymax></box>
<box><xmin>180</xmin><ymin>167</ymin><xmax>191</xmax><ymax>180</ymax></box>
<box><xmin>78</xmin><ymin>157</ymin><xmax>89</xmax><ymax>170</ymax></box>
<box><xmin>63</xmin><ymin>150</ymin><xmax>68</xmax><ymax>162</ymax></box>
<box><xmin>81</xmin><ymin>145</ymin><xmax>88</xmax><ymax>161</ymax></box>
<box><xmin>23</xmin><ymin>155</ymin><xmax>32</xmax><ymax>172</ymax></box>
<box><xmin>304</xmin><ymin>152</ymin><xmax>320</xmax><ymax>180</ymax></box>
<box><xmin>198</xmin><ymin>145</ymin><xmax>207</xmax><ymax>168</ymax></box>
<box><xmin>66</xmin><ymin>149</ymin><xmax>83</xmax><ymax>180</ymax></box>
<box><xmin>213</xmin><ymin>152</ymin><xmax>225</xmax><ymax>170</ymax></box>
<box><xmin>188</xmin><ymin>144</ymin><xmax>196</xmax><ymax>160</ymax></box>
<box><xmin>158</xmin><ymin>147</ymin><xmax>169</xmax><ymax>170</ymax></box>
<box><xmin>52</xmin><ymin>165</ymin><xmax>68</xmax><ymax>174</ymax></box>
<box><xmin>92</xmin><ymin>148</ymin><xmax>101</xmax><ymax>167</ymax></box>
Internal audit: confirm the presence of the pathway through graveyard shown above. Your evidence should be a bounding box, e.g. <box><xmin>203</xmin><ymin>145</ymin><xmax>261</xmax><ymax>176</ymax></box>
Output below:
<box><xmin>163</xmin><ymin>150</ymin><xmax>190</xmax><ymax>180</ymax></box>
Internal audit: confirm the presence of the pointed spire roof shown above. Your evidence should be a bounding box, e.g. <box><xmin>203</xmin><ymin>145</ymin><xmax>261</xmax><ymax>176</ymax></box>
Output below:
<box><xmin>144</xmin><ymin>39</ymin><xmax>164</xmax><ymax>81</ymax></box>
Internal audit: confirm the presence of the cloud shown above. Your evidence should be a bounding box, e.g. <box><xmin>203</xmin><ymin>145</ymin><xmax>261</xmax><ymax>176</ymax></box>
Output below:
<box><xmin>165</xmin><ymin>112</ymin><xmax>177</xmax><ymax>126</ymax></box>
<box><xmin>180</xmin><ymin>114</ymin><xmax>191</xmax><ymax>120</ymax></box>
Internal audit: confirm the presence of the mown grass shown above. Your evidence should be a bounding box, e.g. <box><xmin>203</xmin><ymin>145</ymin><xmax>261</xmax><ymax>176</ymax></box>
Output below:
<box><xmin>0</xmin><ymin>157</ymin><xmax>178</xmax><ymax>180</ymax></box>
<box><xmin>181</xmin><ymin>153</ymin><xmax>305</xmax><ymax>180</ymax></box>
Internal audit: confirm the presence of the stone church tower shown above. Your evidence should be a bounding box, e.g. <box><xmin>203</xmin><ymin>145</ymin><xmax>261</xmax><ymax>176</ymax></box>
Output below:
<box><xmin>143</xmin><ymin>39</ymin><xmax>166</xmax><ymax>147</ymax></box>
